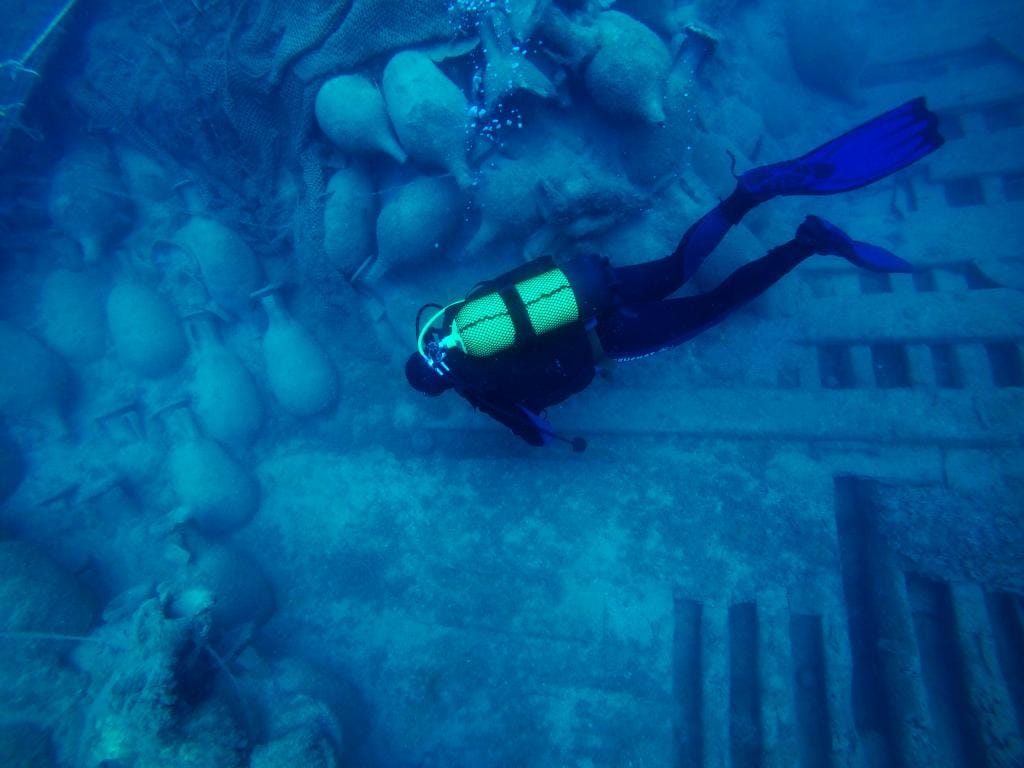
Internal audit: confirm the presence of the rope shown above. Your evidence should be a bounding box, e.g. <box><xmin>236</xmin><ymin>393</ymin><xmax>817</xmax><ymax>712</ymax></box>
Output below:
<box><xmin>19</xmin><ymin>0</ymin><xmax>80</xmax><ymax>66</ymax></box>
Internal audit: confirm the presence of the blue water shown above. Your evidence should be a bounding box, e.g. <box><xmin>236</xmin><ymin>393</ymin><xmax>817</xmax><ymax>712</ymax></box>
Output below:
<box><xmin>1</xmin><ymin>1</ymin><xmax>1023</xmax><ymax>766</ymax></box>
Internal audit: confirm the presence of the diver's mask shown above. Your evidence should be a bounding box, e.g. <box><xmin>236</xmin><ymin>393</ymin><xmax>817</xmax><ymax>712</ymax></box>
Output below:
<box><xmin>415</xmin><ymin>300</ymin><xmax>466</xmax><ymax>376</ymax></box>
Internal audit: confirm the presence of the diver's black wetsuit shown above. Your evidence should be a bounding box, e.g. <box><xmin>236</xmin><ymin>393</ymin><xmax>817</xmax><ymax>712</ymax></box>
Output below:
<box><xmin>444</xmin><ymin>188</ymin><xmax>799</xmax><ymax>446</ymax></box>
<box><xmin>600</xmin><ymin>189</ymin><xmax>785</xmax><ymax>359</ymax></box>
<box><xmin>409</xmin><ymin>98</ymin><xmax>944</xmax><ymax>447</ymax></box>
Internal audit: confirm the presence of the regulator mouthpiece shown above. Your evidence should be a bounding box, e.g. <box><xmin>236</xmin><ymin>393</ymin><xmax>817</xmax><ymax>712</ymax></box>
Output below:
<box><xmin>416</xmin><ymin>300</ymin><xmax>466</xmax><ymax>374</ymax></box>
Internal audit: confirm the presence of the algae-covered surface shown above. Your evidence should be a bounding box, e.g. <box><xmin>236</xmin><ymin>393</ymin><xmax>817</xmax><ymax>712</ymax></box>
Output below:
<box><xmin>1</xmin><ymin>0</ymin><xmax>1023</xmax><ymax>766</ymax></box>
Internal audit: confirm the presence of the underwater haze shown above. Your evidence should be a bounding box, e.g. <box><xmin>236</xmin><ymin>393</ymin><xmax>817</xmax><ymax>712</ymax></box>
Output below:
<box><xmin>1</xmin><ymin>0</ymin><xmax>1023</xmax><ymax>766</ymax></box>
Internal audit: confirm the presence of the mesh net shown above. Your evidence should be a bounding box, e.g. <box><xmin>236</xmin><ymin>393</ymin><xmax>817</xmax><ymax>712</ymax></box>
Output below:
<box><xmin>293</xmin><ymin>0</ymin><xmax>455</xmax><ymax>82</ymax></box>
<box><xmin>69</xmin><ymin>0</ymin><xmax>462</xmax><ymax>299</ymax></box>
<box><xmin>515</xmin><ymin>269</ymin><xmax>579</xmax><ymax>335</ymax></box>
<box><xmin>454</xmin><ymin>293</ymin><xmax>516</xmax><ymax>358</ymax></box>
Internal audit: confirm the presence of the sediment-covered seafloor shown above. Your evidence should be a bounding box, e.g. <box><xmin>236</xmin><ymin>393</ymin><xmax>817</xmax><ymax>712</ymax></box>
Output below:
<box><xmin>1</xmin><ymin>0</ymin><xmax>1022</xmax><ymax>766</ymax></box>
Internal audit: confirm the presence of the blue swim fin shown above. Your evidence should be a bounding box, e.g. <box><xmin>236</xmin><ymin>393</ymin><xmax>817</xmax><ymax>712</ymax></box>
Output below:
<box><xmin>797</xmin><ymin>215</ymin><xmax>914</xmax><ymax>273</ymax></box>
<box><xmin>739</xmin><ymin>98</ymin><xmax>944</xmax><ymax>199</ymax></box>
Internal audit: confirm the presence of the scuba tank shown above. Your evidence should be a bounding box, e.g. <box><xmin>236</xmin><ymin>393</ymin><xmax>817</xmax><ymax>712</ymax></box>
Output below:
<box><xmin>417</xmin><ymin>254</ymin><xmax>613</xmax><ymax>368</ymax></box>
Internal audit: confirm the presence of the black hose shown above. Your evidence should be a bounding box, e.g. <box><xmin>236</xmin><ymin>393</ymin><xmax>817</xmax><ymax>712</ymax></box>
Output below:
<box><xmin>415</xmin><ymin>303</ymin><xmax>443</xmax><ymax>339</ymax></box>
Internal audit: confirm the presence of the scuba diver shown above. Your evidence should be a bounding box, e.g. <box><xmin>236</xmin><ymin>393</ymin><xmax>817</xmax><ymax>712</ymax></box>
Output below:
<box><xmin>406</xmin><ymin>98</ymin><xmax>944</xmax><ymax>450</ymax></box>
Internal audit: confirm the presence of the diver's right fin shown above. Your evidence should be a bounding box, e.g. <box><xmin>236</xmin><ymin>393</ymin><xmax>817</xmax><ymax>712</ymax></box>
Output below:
<box><xmin>740</xmin><ymin>97</ymin><xmax>944</xmax><ymax>200</ymax></box>
<box><xmin>797</xmin><ymin>215</ymin><xmax>914</xmax><ymax>273</ymax></box>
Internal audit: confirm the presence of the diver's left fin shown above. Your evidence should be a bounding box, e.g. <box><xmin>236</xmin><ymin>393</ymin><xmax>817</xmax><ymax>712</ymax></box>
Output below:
<box><xmin>798</xmin><ymin>215</ymin><xmax>914</xmax><ymax>273</ymax></box>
